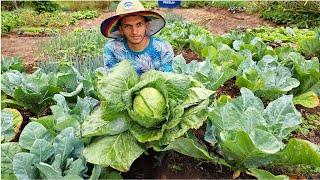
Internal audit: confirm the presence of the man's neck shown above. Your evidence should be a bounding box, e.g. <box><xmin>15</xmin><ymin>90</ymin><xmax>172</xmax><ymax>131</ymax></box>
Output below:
<box><xmin>127</xmin><ymin>36</ymin><xmax>150</xmax><ymax>52</ymax></box>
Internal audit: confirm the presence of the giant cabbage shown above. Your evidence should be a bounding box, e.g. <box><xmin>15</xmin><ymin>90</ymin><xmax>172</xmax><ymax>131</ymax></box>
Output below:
<box><xmin>81</xmin><ymin>60</ymin><xmax>214</xmax><ymax>172</ymax></box>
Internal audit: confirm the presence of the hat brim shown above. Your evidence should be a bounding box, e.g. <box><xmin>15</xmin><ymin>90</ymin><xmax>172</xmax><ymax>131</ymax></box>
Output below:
<box><xmin>101</xmin><ymin>11</ymin><xmax>165</xmax><ymax>39</ymax></box>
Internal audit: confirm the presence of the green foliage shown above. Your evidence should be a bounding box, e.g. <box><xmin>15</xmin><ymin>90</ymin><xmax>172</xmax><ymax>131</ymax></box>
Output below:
<box><xmin>1</xmin><ymin>1</ymin><xmax>39</xmax><ymax>11</ymax></box>
<box><xmin>1</xmin><ymin>108</ymin><xmax>23</xmax><ymax>143</ymax></box>
<box><xmin>248</xmin><ymin>168</ymin><xmax>289</xmax><ymax>180</ymax></box>
<box><xmin>297</xmin><ymin>112</ymin><xmax>320</xmax><ymax>136</ymax></box>
<box><xmin>141</xmin><ymin>1</ymin><xmax>158</xmax><ymax>9</ymax></box>
<box><xmin>71</xmin><ymin>10</ymin><xmax>100</xmax><ymax>20</ymax></box>
<box><xmin>180</xmin><ymin>1</ymin><xmax>213</xmax><ymax>8</ymax></box>
<box><xmin>157</xmin><ymin>21</ymin><xmax>210</xmax><ymax>52</ymax></box>
<box><xmin>54</xmin><ymin>64</ymin><xmax>99</xmax><ymax>100</ymax></box>
<box><xmin>42</xmin><ymin>94</ymin><xmax>98</xmax><ymax>135</ymax></box>
<box><xmin>82</xmin><ymin>60</ymin><xmax>214</xmax><ymax>171</ymax></box>
<box><xmin>1</xmin><ymin>11</ymin><xmax>21</xmax><ymax>32</ymax></box>
<box><xmin>173</xmin><ymin>55</ymin><xmax>236</xmax><ymax>91</ymax></box>
<box><xmin>13</xmin><ymin>123</ymin><xmax>85</xmax><ymax>179</ymax></box>
<box><xmin>19</xmin><ymin>9</ymin><xmax>72</xmax><ymax>27</ymax></box>
<box><xmin>163</xmin><ymin>13</ymin><xmax>185</xmax><ymax>23</ymax></box>
<box><xmin>266</xmin><ymin>164</ymin><xmax>320</xmax><ymax>179</ymax></box>
<box><xmin>105</xmin><ymin>1</ymin><xmax>119</xmax><ymax>11</ymax></box>
<box><xmin>32</xmin><ymin>1</ymin><xmax>61</xmax><ymax>13</ymax></box>
<box><xmin>1</xmin><ymin>57</ymin><xmax>25</xmax><ymax>73</ymax></box>
<box><xmin>213</xmin><ymin>1</ymin><xmax>247</xmax><ymax>13</ymax></box>
<box><xmin>21</xmin><ymin>27</ymin><xmax>42</xmax><ymax>33</ymax></box>
<box><xmin>258</xmin><ymin>1</ymin><xmax>320</xmax><ymax>28</ymax></box>
<box><xmin>236</xmin><ymin>56</ymin><xmax>300</xmax><ymax>101</ymax></box>
<box><xmin>69</xmin><ymin>10</ymin><xmax>100</xmax><ymax>25</ymax></box>
<box><xmin>285</xmin><ymin>52</ymin><xmax>320</xmax><ymax>103</ymax></box>
<box><xmin>37</xmin><ymin>27</ymin><xmax>105</xmax><ymax>60</ymax></box>
<box><xmin>1</xmin><ymin>14</ymin><xmax>320</xmax><ymax>178</ymax></box>
<box><xmin>187</xmin><ymin>26</ymin><xmax>319</xmax><ymax>106</ymax></box>
<box><xmin>297</xmin><ymin>27</ymin><xmax>320</xmax><ymax>59</ymax></box>
<box><xmin>20</xmin><ymin>27</ymin><xmax>61</xmax><ymax>34</ymax></box>
<box><xmin>36</xmin><ymin>28</ymin><xmax>105</xmax><ymax>75</ymax></box>
<box><xmin>248</xmin><ymin>26</ymin><xmax>315</xmax><ymax>43</ymax></box>
<box><xmin>1</xmin><ymin>142</ymin><xmax>22</xmax><ymax>180</ymax></box>
<box><xmin>1</xmin><ymin>70</ymin><xmax>63</xmax><ymax>117</ymax></box>
<box><xmin>60</xmin><ymin>1</ymin><xmax>112</xmax><ymax>11</ymax></box>
<box><xmin>213</xmin><ymin>1</ymin><xmax>247</xmax><ymax>8</ymax></box>
<box><xmin>207</xmin><ymin>88</ymin><xmax>320</xmax><ymax>170</ymax></box>
<box><xmin>248</xmin><ymin>26</ymin><xmax>320</xmax><ymax>59</ymax></box>
<box><xmin>1</xmin><ymin>8</ymin><xmax>99</xmax><ymax>33</ymax></box>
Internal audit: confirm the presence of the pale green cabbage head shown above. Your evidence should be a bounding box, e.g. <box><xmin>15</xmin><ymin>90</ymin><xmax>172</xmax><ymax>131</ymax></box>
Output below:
<box><xmin>132</xmin><ymin>87</ymin><xmax>166</xmax><ymax>126</ymax></box>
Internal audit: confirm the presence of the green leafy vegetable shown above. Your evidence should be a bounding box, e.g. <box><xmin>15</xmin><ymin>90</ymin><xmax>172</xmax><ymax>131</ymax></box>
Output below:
<box><xmin>236</xmin><ymin>55</ymin><xmax>300</xmax><ymax>100</ymax></box>
<box><xmin>82</xmin><ymin>60</ymin><xmax>214</xmax><ymax>172</ymax></box>
<box><xmin>207</xmin><ymin>88</ymin><xmax>320</xmax><ymax>170</ymax></box>
<box><xmin>13</xmin><ymin>122</ymin><xmax>89</xmax><ymax>179</ymax></box>
<box><xmin>1</xmin><ymin>142</ymin><xmax>22</xmax><ymax>180</ymax></box>
<box><xmin>173</xmin><ymin>55</ymin><xmax>236</xmax><ymax>91</ymax></box>
<box><xmin>1</xmin><ymin>57</ymin><xmax>25</xmax><ymax>73</ymax></box>
<box><xmin>1</xmin><ymin>70</ymin><xmax>62</xmax><ymax>116</ymax></box>
<box><xmin>1</xmin><ymin>108</ymin><xmax>22</xmax><ymax>143</ymax></box>
<box><xmin>248</xmin><ymin>168</ymin><xmax>289</xmax><ymax>180</ymax></box>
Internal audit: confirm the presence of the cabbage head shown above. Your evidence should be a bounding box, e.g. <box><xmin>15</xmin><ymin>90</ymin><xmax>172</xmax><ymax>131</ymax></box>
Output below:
<box><xmin>133</xmin><ymin>87</ymin><xmax>166</xmax><ymax>127</ymax></box>
<box><xmin>82</xmin><ymin>60</ymin><xmax>214</xmax><ymax>172</ymax></box>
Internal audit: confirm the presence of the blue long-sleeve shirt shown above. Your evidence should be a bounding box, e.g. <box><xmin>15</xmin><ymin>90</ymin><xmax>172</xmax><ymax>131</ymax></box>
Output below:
<box><xmin>103</xmin><ymin>36</ymin><xmax>174</xmax><ymax>75</ymax></box>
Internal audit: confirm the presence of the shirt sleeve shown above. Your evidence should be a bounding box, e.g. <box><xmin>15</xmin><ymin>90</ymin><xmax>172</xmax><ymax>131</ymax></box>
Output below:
<box><xmin>103</xmin><ymin>42</ymin><xmax>117</xmax><ymax>73</ymax></box>
<box><xmin>159</xmin><ymin>42</ymin><xmax>174</xmax><ymax>72</ymax></box>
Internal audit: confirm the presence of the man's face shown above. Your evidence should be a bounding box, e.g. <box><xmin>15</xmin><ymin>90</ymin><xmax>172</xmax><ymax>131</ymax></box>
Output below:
<box><xmin>119</xmin><ymin>15</ymin><xmax>149</xmax><ymax>44</ymax></box>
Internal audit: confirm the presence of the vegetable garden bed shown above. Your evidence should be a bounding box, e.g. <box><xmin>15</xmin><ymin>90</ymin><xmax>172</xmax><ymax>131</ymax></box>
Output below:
<box><xmin>1</xmin><ymin>4</ymin><xmax>320</xmax><ymax>180</ymax></box>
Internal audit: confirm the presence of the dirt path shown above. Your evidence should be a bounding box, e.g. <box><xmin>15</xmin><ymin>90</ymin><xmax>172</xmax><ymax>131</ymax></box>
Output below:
<box><xmin>1</xmin><ymin>7</ymin><xmax>274</xmax><ymax>64</ymax></box>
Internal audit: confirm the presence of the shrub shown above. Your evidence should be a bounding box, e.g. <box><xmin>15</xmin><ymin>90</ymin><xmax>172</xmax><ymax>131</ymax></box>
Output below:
<box><xmin>60</xmin><ymin>1</ymin><xmax>112</xmax><ymax>11</ymax></box>
<box><xmin>180</xmin><ymin>1</ymin><xmax>213</xmax><ymax>8</ymax></box>
<box><xmin>1</xmin><ymin>11</ymin><xmax>21</xmax><ymax>32</ymax></box>
<box><xmin>257</xmin><ymin>1</ymin><xmax>320</xmax><ymax>28</ymax></box>
<box><xmin>32</xmin><ymin>1</ymin><xmax>61</xmax><ymax>13</ymax></box>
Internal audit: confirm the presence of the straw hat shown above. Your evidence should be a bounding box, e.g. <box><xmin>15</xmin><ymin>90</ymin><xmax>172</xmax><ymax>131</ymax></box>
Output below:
<box><xmin>101</xmin><ymin>0</ymin><xmax>165</xmax><ymax>38</ymax></box>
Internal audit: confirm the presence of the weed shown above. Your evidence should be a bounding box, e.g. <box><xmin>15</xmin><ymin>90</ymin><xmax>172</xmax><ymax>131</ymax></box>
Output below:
<box><xmin>297</xmin><ymin>111</ymin><xmax>320</xmax><ymax>136</ymax></box>
<box><xmin>168</xmin><ymin>164</ymin><xmax>183</xmax><ymax>172</ymax></box>
<box><xmin>266</xmin><ymin>164</ymin><xmax>320</xmax><ymax>179</ymax></box>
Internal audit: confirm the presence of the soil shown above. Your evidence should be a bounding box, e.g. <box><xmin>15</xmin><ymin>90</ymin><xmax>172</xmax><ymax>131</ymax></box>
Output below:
<box><xmin>2</xmin><ymin>6</ymin><xmax>319</xmax><ymax>179</ymax></box>
<box><xmin>10</xmin><ymin>108</ymin><xmax>34</xmax><ymax>142</ymax></box>
<box><xmin>122</xmin><ymin>150</ymin><xmax>254</xmax><ymax>179</ymax></box>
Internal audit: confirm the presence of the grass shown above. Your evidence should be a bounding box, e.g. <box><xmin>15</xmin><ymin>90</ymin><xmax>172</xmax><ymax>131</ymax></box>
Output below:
<box><xmin>266</xmin><ymin>164</ymin><xmax>320</xmax><ymax>179</ymax></box>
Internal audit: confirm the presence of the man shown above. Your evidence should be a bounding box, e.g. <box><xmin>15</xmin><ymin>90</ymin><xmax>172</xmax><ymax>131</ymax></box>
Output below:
<box><xmin>100</xmin><ymin>0</ymin><xmax>174</xmax><ymax>75</ymax></box>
